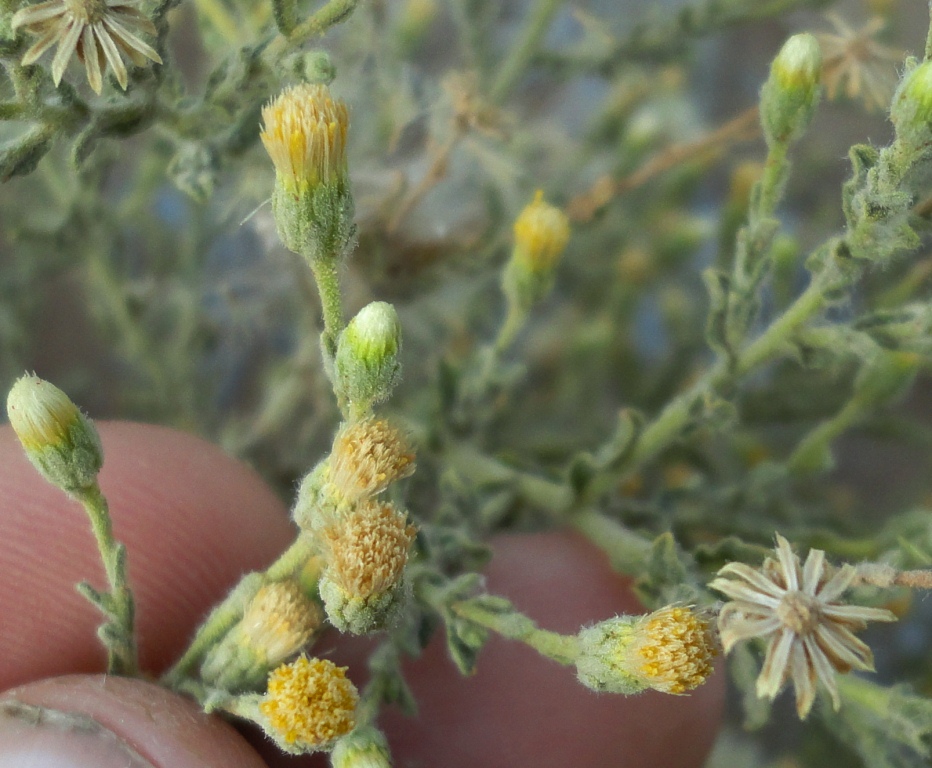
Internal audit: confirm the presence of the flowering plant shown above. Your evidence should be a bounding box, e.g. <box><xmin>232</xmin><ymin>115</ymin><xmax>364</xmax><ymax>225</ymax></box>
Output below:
<box><xmin>4</xmin><ymin>1</ymin><xmax>932</xmax><ymax>766</ymax></box>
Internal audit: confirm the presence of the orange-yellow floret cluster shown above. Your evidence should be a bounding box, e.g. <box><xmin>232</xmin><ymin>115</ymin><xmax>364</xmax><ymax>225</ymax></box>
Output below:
<box><xmin>328</xmin><ymin>418</ymin><xmax>416</xmax><ymax>505</ymax></box>
<box><xmin>321</xmin><ymin>502</ymin><xmax>417</xmax><ymax>599</ymax></box>
<box><xmin>260</xmin><ymin>656</ymin><xmax>358</xmax><ymax>751</ymax></box>
<box><xmin>629</xmin><ymin>606</ymin><xmax>717</xmax><ymax>694</ymax></box>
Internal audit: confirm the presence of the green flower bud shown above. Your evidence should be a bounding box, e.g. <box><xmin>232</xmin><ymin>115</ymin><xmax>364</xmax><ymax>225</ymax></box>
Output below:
<box><xmin>760</xmin><ymin>33</ymin><xmax>823</xmax><ymax>146</ymax></box>
<box><xmin>891</xmin><ymin>60</ymin><xmax>932</xmax><ymax>143</ymax></box>
<box><xmin>6</xmin><ymin>374</ymin><xmax>103</xmax><ymax>495</ymax></box>
<box><xmin>576</xmin><ymin>606</ymin><xmax>716</xmax><ymax>695</ymax></box>
<box><xmin>331</xmin><ymin>725</ymin><xmax>392</xmax><ymax>768</ymax></box>
<box><xmin>291</xmin><ymin>50</ymin><xmax>336</xmax><ymax>84</ymax></box>
<box><xmin>334</xmin><ymin>302</ymin><xmax>402</xmax><ymax>413</ymax></box>
<box><xmin>853</xmin><ymin>349</ymin><xmax>920</xmax><ymax>406</ymax></box>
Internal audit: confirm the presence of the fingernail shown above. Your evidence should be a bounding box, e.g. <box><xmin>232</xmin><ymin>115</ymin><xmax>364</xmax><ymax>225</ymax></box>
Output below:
<box><xmin>0</xmin><ymin>700</ymin><xmax>154</xmax><ymax>768</ymax></box>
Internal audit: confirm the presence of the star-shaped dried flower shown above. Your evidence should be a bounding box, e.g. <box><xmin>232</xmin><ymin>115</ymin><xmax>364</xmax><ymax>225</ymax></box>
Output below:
<box><xmin>12</xmin><ymin>0</ymin><xmax>162</xmax><ymax>94</ymax></box>
<box><xmin>710</xmin><ymin>534</ymin><xmax>896</xmax><ymax>719</ymax></box>
<box><xmin>817</xmin><ymin>13</ymin><xmax>902</xmax><ymax>113</ymax></box>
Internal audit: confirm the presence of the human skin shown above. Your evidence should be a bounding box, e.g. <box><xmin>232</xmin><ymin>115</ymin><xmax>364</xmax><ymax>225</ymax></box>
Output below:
<box><xmin>0</xmin><ymin>422</ymin><xmax>724</xmax><ymax>767</ymax></box>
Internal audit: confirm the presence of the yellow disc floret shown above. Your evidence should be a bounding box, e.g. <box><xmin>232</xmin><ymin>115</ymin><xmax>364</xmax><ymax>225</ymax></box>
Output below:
<box><xmin>260</xmin><ymin>656</ymin><xmax>358</xmax><ymax>753</ymax></box>
<box><xmin>628</xmin><ymin>606</ymin><xmax>717</xmax><ymax>694</ymax></box>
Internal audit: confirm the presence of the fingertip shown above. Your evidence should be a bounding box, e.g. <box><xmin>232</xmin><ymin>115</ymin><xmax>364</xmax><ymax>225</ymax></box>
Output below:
<box><xmin>0</xmin><ymin>423</ymin><xmax>294</xmax><ymax>688</ymax></box>
<box><xmin>0</xmin><ymin>675</ymin><xmax>268</xmax><ymax>768</ymax></box>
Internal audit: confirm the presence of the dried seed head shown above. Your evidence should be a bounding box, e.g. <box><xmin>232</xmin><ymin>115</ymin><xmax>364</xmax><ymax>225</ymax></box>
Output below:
<box><xmin>259</xmin><ymin>656</ymin><xmax>358</xmax><ymax>754</ymax></box>
<box><xmin>12</xmin><ymin>0</ymin><xmax>161</xmax><ymax>94</ymax></box>
<box><xmin>711</xmin><ymin>534</ymin><xmax>897</xmax><ymax>718</ymax></box>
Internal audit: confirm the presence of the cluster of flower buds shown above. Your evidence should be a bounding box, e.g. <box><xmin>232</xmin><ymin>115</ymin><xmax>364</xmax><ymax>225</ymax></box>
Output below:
<box><xmin>295</xmin><ymin>417</ymin><xmax>417</xmax><ymax>634</ymax></box>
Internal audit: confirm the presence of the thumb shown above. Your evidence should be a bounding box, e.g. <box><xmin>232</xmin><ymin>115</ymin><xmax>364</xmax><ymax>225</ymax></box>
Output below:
<box><xmin>0</xmin><ymin>674</ymin><xmax>267</xmax><ymax>768</ymax></box>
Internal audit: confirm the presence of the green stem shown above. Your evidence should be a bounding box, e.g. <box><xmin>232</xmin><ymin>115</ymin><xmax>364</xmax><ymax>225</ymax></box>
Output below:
<box><xmin>490</xmin><ymin>0</ymin><xmax>565</xmax><ymax>102</ymax></box>
<box><xmin>736</xmin><ymin>272</ymin><xmax>828</xmax><ymax>375</ymax></box>
<box><xmin>267</xmin><ymin>0</ymin><xmax>360</xmax><ymax>60</ymax></box>
<box><xmin>162</xmin><ymin>535</ymin><xmax>316</xmax><ymax>687</ymax></box>
<box><xmin>446</xmin><ymin>443</ymin><xmax>573</xmax><ymax>515</ymax></box>
<box><xmin>77</xmin><ymin>484</ymin><xmax>138</xmax><ymax>676</ymax></box>
<box><xmin>309</xmin><ymin>257</ymin><xmax>345</xmax><ymax>364</ymax></box>
<box><xmin>571</xmin><ymin>508</ymin><xmax>653</xmax><ymax>576</ymax></box>
<box><xmin>755</xmin><ymin>141</ymin><xmax>788</xmax><ymax>219</ymax></box>
<box><xmin>451</xmin><ymin>598</ymin><xmax>580</xmax><ymax>665</ymax></box>
<box><xmin>786</xmin><ymin>396</ymin><xmax>865</xmax><ymax>475</ymax></box>
<box><xmin>493</xmin><ymin>301</ymin><xmax>527</xmax><ymax>355</ymax></box>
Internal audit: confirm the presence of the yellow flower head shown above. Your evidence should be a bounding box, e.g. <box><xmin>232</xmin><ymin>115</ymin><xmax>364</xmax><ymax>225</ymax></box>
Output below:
<box><xmin>512</xmin><ymin>190</ymin><xmax>570</xmax><ymax>273</ymax></box>
<box><xmin>626</xmin><ymin>606</ymin><xmax>717</xmax><ymax>694</ymax></box>
<box><xmin>321</xmin><ymin>501</ymin><xmax>417</xmax><ymax>599</ymax></box>
<box><xmin>260</xmin><ymin>656</ymin><xmax>358</xmax><ymax>753</ymax></box>
<box><xmin>328</xmin><ymin>418</ymin><xmax>416</xmax><ymax>506</ymax></box>
<box><xmin>240</xmin><ymin>580</ymin><xmax>323</xmax><ymax>665</ymax></box>
<box><xmin>260</xmin><ymin>84</ymin><xmax>349</xmax><ymax>195</ymax></box>
<box><xmin>576</xmin><ymin>605</ymin><xmax>717</xmax><ymax>695</ymax></box>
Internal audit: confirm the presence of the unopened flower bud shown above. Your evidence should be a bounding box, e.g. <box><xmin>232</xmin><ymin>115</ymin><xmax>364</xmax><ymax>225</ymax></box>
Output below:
<box><xmin>334</xmin><ymin>302</ymin><xmax>402</xmax><ymax>413</ymax></box>
<box><xmin>891</xmin><ymin>60</ymin><xmax>932</xmax><ymax>143</ymax></box>
<box><xmin>576</xmin><ymin>606</ymin><xmax>716</xmax><ymax>695</ymax></box>
<box><xmin>6</xmin><ymin>374</ymin><xmax>103</xmax><ymax>495</ymax></box>
<box><xmin>503</xmin><ymin>190</ymin><xmax>570</xmax><ymax>310</ymax></box>
<box><xmin>319</xmin><ymin>502</ymin><xmax>417</xmax><ymax>634</ymax></box>
<box><xmin>853</xmin><ymin>349</ymin><xmax>919</xmax><ymax>407</ymax></box>
<box><xmin>331</xmin><ymin>725</ymin><xmax>392</xmax><ymax>768</ymax></box>
<box><xmin>760</xmin><ymin>33</ymin><xmax>823</xmax><ymax>146</ymax></box>
<box><xmin>260</xmin><ymin>83</ymin><xmax>355</xmax><ymax>262</ymax></box>
<box><xmin>201</xmin><ymin>580</ymin><xmax>323</xmax><ymax>691</ymax></box>
<box><xmin>258</xmin><ymin>656</ymin><xmax>358</xmax><ymax>754</ymax></box>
